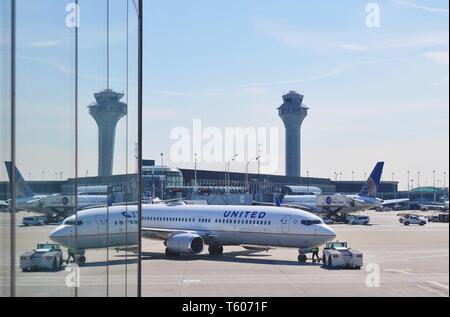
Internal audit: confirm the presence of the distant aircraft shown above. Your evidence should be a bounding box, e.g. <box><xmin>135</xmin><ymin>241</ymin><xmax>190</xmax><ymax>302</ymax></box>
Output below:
<box><xmin>50</xmin><ymin>203</ymin><xmax>336</xmax><ymax>263</ymax></box>
<box><xmin>280</xmin><ymin>162</ymin><xmax>409</xmax><ymax>217</ymax></box>
<box><xmin>5</xmin><ymin>162</ymin><xmax>107</xmax><ymax>220</ymax></box>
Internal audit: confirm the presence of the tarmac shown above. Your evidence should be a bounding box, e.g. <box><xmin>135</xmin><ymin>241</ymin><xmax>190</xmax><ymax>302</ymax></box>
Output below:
<box><xmin>0</xmin><ymin>210</ymin><xmax>448</xmax><ymax>297</ymax></box>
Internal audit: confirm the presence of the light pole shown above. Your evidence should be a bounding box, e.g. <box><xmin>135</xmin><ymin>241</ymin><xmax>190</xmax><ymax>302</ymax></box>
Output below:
<box><xmin>418</xmin><ymin>171</ymin><xmax>422</xmax><ymax>201</ymax></box>
<box><xmin>352</xmin><ymin>170</ymin><xmax>355</xmax><ymax>183</ymax></box>
<box><xmin>41</xmin><ymin>171</ymin><xmax>45</xmax><ymax>181</ymax></box>
<box><xmin>417</xmin><ymin>171</ymin><xmax>421</xmax><ymax>188</ymax></box>
<box><xmin>225</xmin><ymin>154</ymin><xmax>238</xmax><ymax>192</ymax></box>
<box><xmin>194</xmin><ymin>153</ymin><xmax>198</xmax><ymax>187</ymax></box>
<box><xmin>28</xmin><ymin>172</ymin><xmax>31</xmax><ymax>181</ymax></box>
<box><xmin>433</xmin><ymin>170</ymin><xmax>436</xmax><ymax>202</ymax></box>
<box><xmin>306</xmin><ymin>170</ymin><xmax>310</xmax><ymax>194</ymax></box>
<box><xmin>407</xmin><ymin>171</ymin><xmax>410</xmax><ymax>191</ymax></box>
<box><xmin>245</xmin><ymin>155</ymin><xmax>260</xmax><ymax>194</ymax></box>
<box><xmin>444</xmin><ymin>172</ymin><xmax>447</xmax><ymax>200</ymax></box>
<box><xmin>160</xmin><ymin>153</ymin><xmax>165</xmax><ymax>200</ymax></box>
<box><xmin>257</xmin><ymin>143</ymin><xmax>262</xmax><ymax>176</ymax></box>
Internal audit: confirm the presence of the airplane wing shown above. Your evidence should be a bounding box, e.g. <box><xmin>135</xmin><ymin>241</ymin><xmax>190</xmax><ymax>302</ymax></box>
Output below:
<box><xmin>382</xmin><ymin>198</ymin><xmax>409</xmax><ymax>205</ymax></box>
<box><xmin>352</xmin><ymin>198</ymin><xmax>366</xmax><ymax>205</ymax></box>
<box><xmin>252</xmin><ymin>201</ymin><xmax>312</xmax><ymax>212</ymax></box>
<box><xmin>281</xmin><ymin>204</ymin><xmax>312</xmax><ymax>212</ymax></box>
<box><xmin>141</xmin><ymin>227</ymin><xmax>218</xmax><ymax>243</ymax></box>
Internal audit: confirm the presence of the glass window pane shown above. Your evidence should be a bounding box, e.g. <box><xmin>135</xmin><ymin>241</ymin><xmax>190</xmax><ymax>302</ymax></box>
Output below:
<box><xmin>2</xmin><ymin>0</ymin><xmax>139</xmax><ymax>297</ymax></box>
<box><xmin>15</xmin><ymin>0</ymin><xmax>76</xmax><ymax>297</ymax></box>
<box><xmin>0</xmin><ymin>0</ymin><xmax>12</xmax><ymax>298</ymax></box>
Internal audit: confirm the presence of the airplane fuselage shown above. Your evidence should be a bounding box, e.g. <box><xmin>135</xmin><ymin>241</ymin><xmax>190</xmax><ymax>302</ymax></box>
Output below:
<box><xmin>282</xmin><ymin>194</ymin><xmax>382</xmax><ymax>214</ymax></box>
<box><xmin>15</xmin><ymin>195</ymin><xmax>107</xmax><ymax>216</ymax></box>
<box><xmin>50</xmin><ymin>204</ymin><xmax>336</xmax><ymax>251</ymax></box>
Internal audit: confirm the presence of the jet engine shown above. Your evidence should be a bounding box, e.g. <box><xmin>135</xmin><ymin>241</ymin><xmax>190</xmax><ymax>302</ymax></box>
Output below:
<box><xmin>165</xmin><ymin>233</ymin><xmax>204</xmax><ymax>254</ymax></box>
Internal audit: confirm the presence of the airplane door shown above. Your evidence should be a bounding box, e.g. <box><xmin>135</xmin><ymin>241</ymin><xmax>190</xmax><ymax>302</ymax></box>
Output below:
<box><xmin>95</xmin><ymin>216</ymin><xmax>107</xmax><ymax>235</ymax></box>
<box><xmin>281</xmin><ymin>216</ymin><xmax>291</xmax><ymax>233</ymax></box>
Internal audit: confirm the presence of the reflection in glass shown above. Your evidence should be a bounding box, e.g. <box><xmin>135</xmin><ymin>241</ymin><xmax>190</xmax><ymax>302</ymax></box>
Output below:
<box><xmin>0</xmin><ymin>0</ymin><xmax>12</xmax><ymax>298</ymax></box>
<box><xmin>1</xmin><ymin>0</ymin><xmax>139</xmax><ymax>297</ymax></box>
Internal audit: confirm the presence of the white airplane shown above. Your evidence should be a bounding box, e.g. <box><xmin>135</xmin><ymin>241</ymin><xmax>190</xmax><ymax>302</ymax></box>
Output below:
<box><xmin>5</xmin><ymin>162</ymin><xmax>108</xmax><ymax>220</ymax></box>
<box><xmin>49</xmin><ymin>203</ymin><xmax>336</xmax><ymax>263</ymax></box>
<box><xmin>280</xmin><ymin>162</ymin><xmax>409</xmax><ymax>216</ymax></box>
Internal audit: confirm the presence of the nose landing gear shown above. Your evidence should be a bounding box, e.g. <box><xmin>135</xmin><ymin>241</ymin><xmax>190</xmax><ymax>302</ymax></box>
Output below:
<box><xmin>298</xmin><ymin>254</ymin><xmax>307</xmax><ymax>263</ymax></box>
<box><xmin>298</xmin><ymin>249</ymin><xmax>308</xmax><ymax>263</ymax></box>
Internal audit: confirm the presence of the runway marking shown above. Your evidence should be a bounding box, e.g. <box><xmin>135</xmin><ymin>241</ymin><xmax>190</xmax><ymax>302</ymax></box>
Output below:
<box><xmin>374</xmin><ymin>253</ymin><xmax>449</xmax><ymax>264</ymax></box>
<box><xmin>428</xmin><ymin>281</ymin><xmax>449</xmax><ymax>291</ymax></box>
<box><xmin>183</xmin><ymin>280</ymin><xmax>202</xmax><ymax>283</ymax></box>
<box><xmin>416</xmin><ymin>284</ymin><xmax>448</xmax><ymax>297</ymax></box>
<box><xmin>384</xmin><ymin>269</ymin><xmax>413</xmax><ymax>276</ymax></box>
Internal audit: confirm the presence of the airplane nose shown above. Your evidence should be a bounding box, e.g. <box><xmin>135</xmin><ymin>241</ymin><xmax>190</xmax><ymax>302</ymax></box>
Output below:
<box><xmin>49</xmin><ymin>226</ymin><xmax>71</xmax><ymax>244</ymax></box>
<box><xmin>320</xmin><ymin>225</ymin><xmax>336</xmax><ymax>241</ymax></box>
<box><xmin>49</xmin><ymin>227</ymin><xmax>62</xmax><ymax>242</ymax></box>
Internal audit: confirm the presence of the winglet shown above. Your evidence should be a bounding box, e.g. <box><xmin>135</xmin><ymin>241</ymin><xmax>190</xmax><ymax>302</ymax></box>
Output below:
<box><xmin>358</xmin><ymin>162</ymin><xmax>384</xmax><ymax>198</ymax></box>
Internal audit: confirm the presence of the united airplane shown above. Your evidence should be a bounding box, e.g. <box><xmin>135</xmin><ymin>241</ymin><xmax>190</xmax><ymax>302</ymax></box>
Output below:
<box><xmin>5</xmin><ymin>162</ymin><xmax>107</xmax><ymax>220</ymax></box>
<box><xmin>281</xmin><ymin>162</ymin><xmax>409</xmax><ymax>216</ymax></box>
<box><xmin>50</xmin><ymin>203</ymin><xmax>336</xmax><ymax>263</ymax></box>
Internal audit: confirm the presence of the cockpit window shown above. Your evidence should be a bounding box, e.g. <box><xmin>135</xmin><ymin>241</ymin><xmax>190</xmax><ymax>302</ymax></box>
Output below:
<box><xmin>63</xmin><ymin>219</ymin><xmax>83</xmax><ymax>226</ymax></box>
<box><xmin>301</xmin><ymin>219</ymin><xmax>322</xmax><ymax>226</ymax></box>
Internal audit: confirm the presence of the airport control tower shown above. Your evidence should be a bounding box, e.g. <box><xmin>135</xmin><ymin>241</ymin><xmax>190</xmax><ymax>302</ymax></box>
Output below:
<box><xmin>278</xmin><ymin>91</ymin><xmax>309</xmax><ymax>177</ymax></box>
<box><xmin>88</xmin><ymin>89</ymin><xmax>127</xmax><ymax>177</ymax></box>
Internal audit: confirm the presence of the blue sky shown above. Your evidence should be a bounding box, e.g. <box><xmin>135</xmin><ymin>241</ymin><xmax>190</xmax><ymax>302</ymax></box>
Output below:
<box><xmin>1</xmin><ymin>0</ymin><xmax>448</xmax><ymax>189</ymax></box>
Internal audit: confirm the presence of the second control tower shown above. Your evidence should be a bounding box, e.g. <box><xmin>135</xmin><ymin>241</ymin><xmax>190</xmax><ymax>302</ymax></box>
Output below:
<box><xmin>278</xmin><ymin>91</ymin><xmax>309</xmax><ymax>177</ymax></box>
<box><xmin>88</xmin><ymin>89</ymin><xmax>127</xmax><ymax>177</ymax></box>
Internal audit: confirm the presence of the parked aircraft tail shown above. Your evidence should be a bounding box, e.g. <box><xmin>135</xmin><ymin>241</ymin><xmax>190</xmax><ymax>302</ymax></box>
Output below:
<box><xmin>358</xmin><ymin>162</ymin><xmax>384</xmax><ymax>198</ymax></box>
<box><xmin>5</xmin><ymin>161</ymin><xmax>35</xmax><ymax>198</ymax></box>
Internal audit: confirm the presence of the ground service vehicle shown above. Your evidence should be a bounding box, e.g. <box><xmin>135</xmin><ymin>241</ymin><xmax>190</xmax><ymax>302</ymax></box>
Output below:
<box><xmin>22</xmin><ymin>215</ymin><xmax>48</xmax><ymax>226</ymax></box>
<box><xmin>20</xmin><ymin>243</ymin><xmax>64</xmax><ymax>272</ymax></box>
<box><xmin>347</xmin><ymin>215</ymin><xmax>370</xmax><ymax>225</ymax></box>
<box><xmin>322</xmin><ymin>241</ymin><xmax>363</xmax><ymax>269</ymax></box>
<box><xmin>399</xmin><ymin>214</ymin><xmax>427</xmax><ymax>226</ymax></box>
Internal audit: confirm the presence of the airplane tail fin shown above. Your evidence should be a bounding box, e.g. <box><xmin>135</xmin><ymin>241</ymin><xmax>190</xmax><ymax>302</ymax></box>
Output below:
<box><xmin>358</xmin><ymin>162</ymin><xmax>384</xmax><ymax>198</ymax></box>
<box><xmin>274</xmin><ymin>195</ymin><xmax>282</xmax><ymax>207</ymax></box>
<box><xmin>5</xmin><ymin>161</ymin><xmax>35</xmax><ymax>198</ymax></box>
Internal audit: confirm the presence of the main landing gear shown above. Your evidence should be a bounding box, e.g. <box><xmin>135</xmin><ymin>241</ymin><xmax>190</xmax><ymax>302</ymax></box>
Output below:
<box><xmin>208</xmin><ymin>244</ymin><xmax>224</xmax><ymax>256</ymax></box>
<box><xmin>67</xmin><ymin>249</ymin><xmax>86</xmax><ymax>265</ymax></box>
<box><xmin>297</xmin><ymin>249</ymin><xmax>307</xmax><ymax>263</ymax></box>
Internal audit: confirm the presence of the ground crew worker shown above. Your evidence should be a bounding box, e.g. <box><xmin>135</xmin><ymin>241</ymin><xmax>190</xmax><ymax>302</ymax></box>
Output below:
<box><xmin>67</xmin><ymin>248</ymin><xmax>76</xmax><ymax>264</ymax></box>
<box><xmin>311</xmin><ymin>246</ymin><xmax>320</xmax><ymax>263</ymax></box>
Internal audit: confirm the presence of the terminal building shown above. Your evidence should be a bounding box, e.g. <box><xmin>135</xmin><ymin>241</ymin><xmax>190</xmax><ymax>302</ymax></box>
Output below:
<box><xmin>1</xmin><ymin>166</ymin><xmax>446</xmax><ymax>208</ymax></box>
